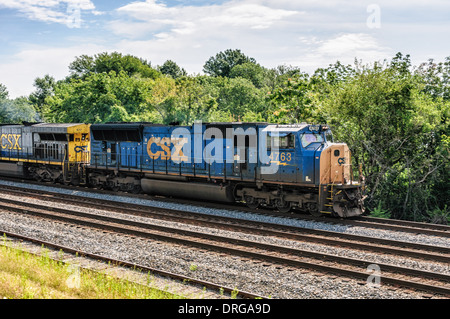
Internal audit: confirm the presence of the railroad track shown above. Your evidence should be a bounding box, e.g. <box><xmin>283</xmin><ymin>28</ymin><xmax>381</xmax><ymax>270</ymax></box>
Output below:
<box><xmin>1</xmin><ymin>180</ymin><xmax>448</xmax><ymax>237</ymax></box>
<box><xmin>1</xmin><ymin>186</ymin><xmax>450</xmax><ymax>264</ymax></box>
<box><xmin>0</xmin><ymin>229</ymin><xmax>263</xmax><ymax>299</ymax></box>
<box><xmin>0</xmin><ymin>189</ymin><xmax>449</xmax><ymax>297</ymax></box>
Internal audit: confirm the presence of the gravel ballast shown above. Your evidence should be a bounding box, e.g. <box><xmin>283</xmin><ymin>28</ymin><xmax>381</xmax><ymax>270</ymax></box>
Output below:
<box><xmin>0</xmin><ymin>180</ymin><xmax>448</xmax><ymax>299</ymax></box>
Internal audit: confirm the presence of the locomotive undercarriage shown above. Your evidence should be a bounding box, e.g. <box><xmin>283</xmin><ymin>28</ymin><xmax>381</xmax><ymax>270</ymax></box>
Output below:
<box><xmin>26</xmin><ymin>162</ymin><xmax>86</xmax><ymax>186</ymax></box>
<box><xmin>329</xmin><ymin>185</ymin><xmax>365</xmax><ymax>218</ymax></box>
<box><xmin>238</xmin><ymin>183</ymin><xmax>364</xmax><ymax>217</ymax></box>
<box><xmin>88</xmin><ymin>170</ymin><xmax>142</xmax><ymax>193</ymax></box>
<box><xmin>236</xmin><ymin>185</ymin><xmax>319</xmax><ymax>214</ymax></box>
<box><xmin>20</xmin><ymin>160</ymin><xmax>363</xmax><ymax>217</ymax></box>
<box><xmin>27</xmin><ymin>164</ymin><xmax>63</xmax><ymax>183</ymax></box>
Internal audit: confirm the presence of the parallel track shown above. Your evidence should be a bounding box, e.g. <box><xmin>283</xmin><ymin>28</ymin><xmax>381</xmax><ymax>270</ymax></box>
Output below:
<box><xmin>1</xmin><ymin>179</ymin><xmax>448</xmax><ymax>237</ymax></box>
<box><xmin>0</xmin><ymin>189</ymin><xmax>449</xmax><ymax>297</ymax></box>
<box><xmin>1</xmin><ymin>186</ymin><xmax>449</xmax><ymax>264</ymax></box>
<box><xmin>0</xmin><ymin>230</ymin><xmax>264</xmax><ymax>299</ymax></box>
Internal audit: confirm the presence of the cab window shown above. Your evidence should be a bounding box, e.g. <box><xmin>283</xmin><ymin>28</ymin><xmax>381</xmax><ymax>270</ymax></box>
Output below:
<box><xmin>325</xmin><ymin>131</ymin><xmax>333</xmax><ymax>143</ymax></box>
<box><xmin>301</xmin><ymin>133</ymin><xmax>324</xmax><ymax>148</ymax></box>
<box><xmin>266</xmin><ymin>134</ymin><xmax>295</xmax><ymax>149</ymax></box>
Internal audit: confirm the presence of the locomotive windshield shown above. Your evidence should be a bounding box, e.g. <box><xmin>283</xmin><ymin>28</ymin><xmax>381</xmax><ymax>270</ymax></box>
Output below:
<box><xmin>300</xmin><ymin>133</ymin><xmax>324</xmax><ymax>148</ymax></box>
<box><xmin>325</xmin><ymin>130</ymin><xmax>333</xmax><ymax>143</ymax></box>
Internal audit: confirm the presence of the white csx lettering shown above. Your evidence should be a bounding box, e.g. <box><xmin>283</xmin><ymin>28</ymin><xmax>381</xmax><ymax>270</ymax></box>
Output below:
<box><xmin>1</xmin><ymin>134</ymin><xmax>22</xmax><ymax>150</ymax></box>
<box><xmin>146</xmin><ymin>137</ymin><xmax>188</xmax><ymax>162</ymax></box>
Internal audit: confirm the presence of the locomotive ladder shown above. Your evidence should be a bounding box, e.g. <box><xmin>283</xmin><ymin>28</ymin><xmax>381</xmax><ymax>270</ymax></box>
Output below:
<box><xmin>320</xmin><ymin>185</ymin><xmax>334</xmax><ymax>215</ymax></box>
<box><xmin>63</xmin><ymin>151</ymin><xmax>88</xmax><ymax>185</ymax></box>
<box><xmin>318</xmin><ymin>164</ymin><xmax>333</xmax><ymax>215</ymax></box>
<box><xmin>320</xmin><ymin>172</ymin><xmax>340</xmax><ymax>215</ymax></box>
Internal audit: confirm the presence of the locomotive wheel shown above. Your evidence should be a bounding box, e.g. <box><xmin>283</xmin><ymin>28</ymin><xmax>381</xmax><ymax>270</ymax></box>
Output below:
<box><xmin>306</xmin><ymin>203</ymin><xmax>322</xmax><ymax>217</ymax></box>
<box><xmin>71</xmin><ymin>178</ymin><xmax>80</xmax><ymax>186</ymax></box>
<box><xmin>275</xmin><ymin>199</ymin><xmax>291</xmax><ymax>213</ymax></box>
<box><xmin>309</xmin><ymin>209</ymin><xmax>323</xmax><ymax>217</ymax></box>
<box><xmin>130</xmin><ymin>185</ymin><xmax>142</xmax><ymax>194</ymax></box>
<box><xmin>244</xmin><ymin>196</ymin><xmax>259</xmax><ymax>209</ymax></box>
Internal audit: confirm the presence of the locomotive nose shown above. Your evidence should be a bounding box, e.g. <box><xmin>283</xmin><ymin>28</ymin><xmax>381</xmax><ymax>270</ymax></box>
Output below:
<box><xmin>319</xmin><ymin>143</ymin><xmax>351</xmax><ymax>185</ymax></box>
<box><xmin>318</xmin><ymin>143</ymin><xmax>364</xmax><ymax>217</ymax></box>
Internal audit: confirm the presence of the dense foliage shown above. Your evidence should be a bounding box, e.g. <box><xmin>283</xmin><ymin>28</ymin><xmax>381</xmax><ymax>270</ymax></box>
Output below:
<box><xmin>0</xmin><ymin>50</ymin><xmax>448</xmax><ymax>223</ymax></box>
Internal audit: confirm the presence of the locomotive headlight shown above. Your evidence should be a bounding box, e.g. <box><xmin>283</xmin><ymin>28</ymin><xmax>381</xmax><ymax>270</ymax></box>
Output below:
<box><xmin>309</xmin><ymin>125</ymin><xmax>329</xmax><ymax>132</ymax></box>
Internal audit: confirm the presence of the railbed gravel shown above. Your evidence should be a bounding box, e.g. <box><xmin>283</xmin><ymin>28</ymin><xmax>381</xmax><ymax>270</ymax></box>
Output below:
<box><xmin>0</xmin><ymin>180</ymin><xmax>448</xmax><ymax>299</ymax></box>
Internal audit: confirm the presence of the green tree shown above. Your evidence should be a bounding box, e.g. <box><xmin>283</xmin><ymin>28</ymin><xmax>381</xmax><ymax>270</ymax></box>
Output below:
<box><xmin>415</xmin><ymin>56</ymin><xmax>450</xmax><ymax>101</ymax></box>
<box><xmin>68</xmin><ymin>54</ymin><xmax>94</xmax><ymax>78</ymax></box>
<box><xmin>215</xmin><ymin>76</ymin><xmax>266</xmax><ymax>120</ymax></box>
<box><xmin>203</xmin><ymin>49</ymin><xmax>257</xmax><ymax>78</ymax></box>
<box><xmin>170</xmin><ymin>76</ymin><xmax>221</xmax><ymax>124</ymax></box>
<box><xmin>1</xmin><ymin>83</ymin><xmax>39</xmax><ymax>123</ymax></box>
<box><xmin>0</xmin><ymin>97</ymin><xmax>39</xmax><ymax>123</ymax></box>
<box><xmin>29</xmin><ymin>74</ymin><xmax>56</xmax><ymax>117</ymax></box>
<box><xmin>268</xmin><ymin>73</ymin><xmax>319</xmax><ymax>124</ymax></box>
<box><xmin>0</xmin><ymin>83</ymin><xmax>8</xmax><ymax>100</ymax></box>
<box><xmin>69</xmin><ymin>52</ymin><xmax>160</xmax><ymax>79</ymax></box>
<box><xmin>312</xmin><ymin>60</ymin><xmax>355</xmax><ymax>86</ymax></box>
<box><xmin>44</xmin><ymin>71</ymin><xmax>156</xmax><ymax>123</ymax></box>
<box><xmin>229</xmin><ymin>62</ymin><xmax>267</xmax><ymax>88</ymax></box>
<box><xmin>321</xmin><ymin>54</ymin><xmax>448</xmax><ymax>221</ymax></box>
<box><xmin>158</xmin><ymin>60</ymin><xmax>187</xmax><ymax>79</ymax></box>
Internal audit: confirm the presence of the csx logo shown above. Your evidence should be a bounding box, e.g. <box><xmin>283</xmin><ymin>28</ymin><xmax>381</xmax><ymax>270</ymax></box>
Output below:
<box><xmin>1</xmin><ymin>134</ymin><xmax>21</xmax><ymax>150</ymax></box>
<box><xmin>147</xmin><ymin>137</ymin><xmax>188</xmax><ymax>162</ymax></box>
<box><xmin>74</xmin><ymin>146</ymin><xmax>87</xmax><ymax>153</ymax></box>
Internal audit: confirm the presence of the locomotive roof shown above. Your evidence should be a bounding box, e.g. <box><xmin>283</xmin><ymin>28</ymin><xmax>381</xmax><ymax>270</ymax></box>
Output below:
<box><xmin>204</xmin><ymin>122</ymin><xmax>269</xmax><ymax>125</ymax></box>
<box><xmin>91</xmin><ymin>122</ymin><xmax>165</xmax><ymax>129</ymax></box>
<box><xmin>32</xmin><ymin>123</ymin><xmax>86</xmax><ymax>128</ymax></box>
<box><xmin>0</xmin><ymin>123</ymin><xmax>86</xmax><ymax>129</ymax></box>
<box><xmin>30</xmin><ymin>123</ymin><xmax>89</xmax><ymax>134</ymax></box>
<box><xmin>262</xmin><ymin>123</ymin><xmax>309</xmax><ymax>132</ymax></box>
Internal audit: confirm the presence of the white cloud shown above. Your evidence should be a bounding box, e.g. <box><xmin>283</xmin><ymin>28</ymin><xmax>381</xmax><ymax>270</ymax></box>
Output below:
<box><xmin>0</xmin><ymin>43</ymin><xmax>105</xmax><ymax>98</ymax></box>
<box><xmin>316</xmin><ymin>33</ymin><xmax>390</xmax><ymax>60</ymax></box>
<box><xmin>1</xmin><ymin>0</ymin><xmax>448</xmax><ymax>99</ymax></box>
<box><xmin>108</xmin><ymin>1</ymin><xmax>396</xmax><ymax>75</ymax></box>
<box><xmin>0</xmin><ymin>0</ymin><xmax>96</xmax><ymax>27</ymax></box>
<box><xmin>201</xmin><ymin>3</ymin><xmax>299</xmax><ymax>29</ymax></box>
<box><xmin>114</xmin><ymin>0</ymin><xmax>300</xmax><ymax>37</ymax></box>
<box><xmin>284</xmin><ymin>33</ymin><xmax>394</xmax><ymax>73</ymax></box>
<box><xmin>106</xmin><ymin>0</ymin><xmax>303</xmax><ymax>74</ymax></box>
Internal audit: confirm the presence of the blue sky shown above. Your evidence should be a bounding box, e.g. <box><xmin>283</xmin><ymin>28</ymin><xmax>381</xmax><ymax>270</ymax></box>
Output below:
<box><xmin>0</xmin><ymin>0</ymin><xmax>449</xmax><ymax>98</ymax></box>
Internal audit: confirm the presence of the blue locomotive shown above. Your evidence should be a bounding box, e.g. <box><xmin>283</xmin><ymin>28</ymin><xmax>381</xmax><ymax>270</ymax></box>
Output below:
<box><xmin>87</xmin><ymin>122</ymin><xmax>365</xmax><ymax>217</ymax></box>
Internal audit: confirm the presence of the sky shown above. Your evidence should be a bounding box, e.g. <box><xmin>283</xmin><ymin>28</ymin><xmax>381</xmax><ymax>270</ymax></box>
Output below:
<box><xmin>0</xmin><ymin>0</ymin><xmax>449</xmax><ymax>98</ymax></box>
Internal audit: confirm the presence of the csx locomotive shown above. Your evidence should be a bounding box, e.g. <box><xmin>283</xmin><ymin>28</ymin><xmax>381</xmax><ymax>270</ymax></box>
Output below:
<box><xmin>0</xmin><ymin>122</ymin><xmax>365</xmax><ymax>218</ymax></box>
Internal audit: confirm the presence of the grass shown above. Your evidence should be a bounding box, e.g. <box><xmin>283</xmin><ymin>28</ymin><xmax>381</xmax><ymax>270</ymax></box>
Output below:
<box><xmin>0</xmin><ymin>240</ymin><xmax>184</xmax><ymax>299</ymax></box>
<box><xmin>369</xmin><ymin>202</ymin><xmax>391</xmax><ymax>219</ymax></box>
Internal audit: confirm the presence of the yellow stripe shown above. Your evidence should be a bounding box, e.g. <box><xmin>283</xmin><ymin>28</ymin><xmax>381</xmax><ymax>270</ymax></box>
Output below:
<box><xmin>0</xmin><ymin>157</ymin><xmax>63</xmax><ymax>166</ymax></box>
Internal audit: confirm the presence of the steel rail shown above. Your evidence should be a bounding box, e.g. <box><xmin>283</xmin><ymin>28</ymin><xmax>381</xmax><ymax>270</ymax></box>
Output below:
<box><xmin>1</xmin><ymin>182</ymin><xmax>449</xmax><ymax>238</ymax></box>
<box><xmin>2</xmin><ymin>188</ymin><xmax>449</xmax><ymax>263</ymax></box>
<box><xmin>1</xmin><ymin>199</ymin><xmax>449</xmax><ymax>297</ymax></box>
<box><xmin>0</xmin><ymin>230</ymin><xmax>265</xmax><ymax>299</ymax></box>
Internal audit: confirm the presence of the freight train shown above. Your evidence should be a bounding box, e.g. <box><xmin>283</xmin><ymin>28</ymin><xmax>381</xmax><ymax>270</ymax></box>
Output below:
<box><xmin>0</xmin><ymin>121</ymin><xmax>365</xmax><ymax>217</ymax></box>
